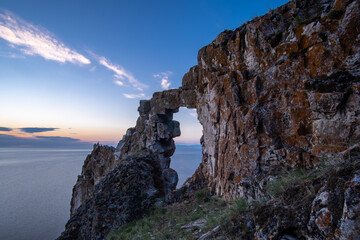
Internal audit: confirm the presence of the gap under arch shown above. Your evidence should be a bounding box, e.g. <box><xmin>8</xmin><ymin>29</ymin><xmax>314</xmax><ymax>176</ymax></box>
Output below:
<box><xmin>170</xmin><ymin>107</ymin><xmax>203</xmax><ymax>187</ymax></box>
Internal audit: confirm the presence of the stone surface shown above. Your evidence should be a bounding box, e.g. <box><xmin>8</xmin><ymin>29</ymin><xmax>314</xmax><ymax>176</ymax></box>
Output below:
<box><xmin>163</xmin><ymin>168</ymin><xmax>179</xmax><ymax>195</ymax></box>
<box><xmin>250</xmin><ymin>160</ymin><xmax>360</xmax><ymax>240</ymax></box>
<box><xmin>60</xmin><ymin>0</ymin><xmax>360</xmax><ymax>239</ymax></box>
<box><xmin>335</xmin><ymin>170</ymin><xmax>360</xmax><ymax>239</ymax></box>
<box><xmin>198</xmin><ymin>225</ymin><xmax>220</xmax><ymax>240</ymax></box>
<box><xmin>57</xmin><ymin>151</ymin><xmax>165</xmax><ymax>240</ymax></box>
<box><xmin>116</xmin><ymin>0</ymin><xmax>360</xmax><ymax>202</ymax></box>
<box><xmin>307</xmin><ymin>166</ymin><xmax>360</xmax><ymax>239</ymax></box>
<box><xmin>70</xmin><ymin>144</ymin><xmax>116</xmax><ymax>215</ymax></box>
<box><xmin>181</xmin><ymin>218</ymin><xmax>206</xmax><ymax>230</ymax></box>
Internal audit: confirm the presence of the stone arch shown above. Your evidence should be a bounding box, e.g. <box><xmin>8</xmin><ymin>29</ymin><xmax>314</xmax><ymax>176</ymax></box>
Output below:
<box><xmin>171</xmin><ymin>107</ymin><xmax>203</xmax><ymax>186</ymax></box>
<box><xmin>116</xmin><ymin>86</ymin><xmax>202</xmax><ymax>195</ymax></box>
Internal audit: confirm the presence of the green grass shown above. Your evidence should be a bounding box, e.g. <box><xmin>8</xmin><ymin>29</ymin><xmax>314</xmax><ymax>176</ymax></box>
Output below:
<box><xmin>109</xmin><ymin>154</ymin><xmax>354</xmax><ymax>239</ymax></box>
<box><xmin>107</xmin><ymin>189</ymin><xmax>261</xmax><ymax>240</ymax></box>
<box><xmin>109</xmin><ymin>153</ymin><xmax>351</xmax><ymax>239</ymax></box>
<box><xmin>231</xmin><ymin>198</ymin><xmax>247</xmax><ymax>213</ymax></box>
<box><xmin>264</xmin><ymin>154</ymin><xmax>347</xmax><ymax>197</ymax></box>
<box><xmin>264</xmin><ymin>168</ymin><xmax>319</xmax><ymax>197</ymax></box>
<box><xmin>195</xmin><ymin>189</ymin><xmax>210</xmax><ymax>203</ymax></box>
<box><xmin>107</xmin><ymin>189</ymin><xmax>228</xmax><ymax>240</ymax></box>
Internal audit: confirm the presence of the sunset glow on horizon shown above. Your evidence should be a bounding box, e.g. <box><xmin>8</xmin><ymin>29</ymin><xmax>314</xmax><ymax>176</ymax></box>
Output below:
<box><xmin>0</xmin><ymin>0</ymin><xmax>288</xmax><ymax>147</ymax></box>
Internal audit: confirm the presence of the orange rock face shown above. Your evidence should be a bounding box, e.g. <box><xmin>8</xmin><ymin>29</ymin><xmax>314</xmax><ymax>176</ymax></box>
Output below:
<box><xmin>115</xmin><ymin>0</ymin><xmax>359</xmax><ymax>201</ymax></box>
<box><xmin>187</xmin><ymin>0</ymin><xmax>360</xmax><ymax>201</ymax></box>
<box><xmin>62</xmin><ymin>1</ymin><xmax>360</xmax><ymax>239</ymax></box>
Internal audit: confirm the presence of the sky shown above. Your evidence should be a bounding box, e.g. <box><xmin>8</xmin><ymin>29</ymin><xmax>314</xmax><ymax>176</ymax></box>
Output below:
<box><xmin>0</xmin><ymin>0</ymin><xmax>289</xmax><ymax>147</ymax></box>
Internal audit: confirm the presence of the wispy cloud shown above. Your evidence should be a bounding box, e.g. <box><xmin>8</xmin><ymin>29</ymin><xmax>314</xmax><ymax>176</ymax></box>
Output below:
<box><xmin>19</xmin><ymin>127</ymin><xmax>59</xmax><ymax>133</ymax></box>
<box><xmin>0</xmin><ymin>10</ymin><xmax>90</xmax><ymax>64</ymax></box>
<box><xmin>89</xmin><ymin>66</ymin><xmax>97</xmax><ymax>72</ymax></box>
<box><xmin>0</xmin><ymin>127</ymin><xmax>12</xmax><ymax>131</ymax></box>
<box><xmin>0</xmin><ymin>133</ymin><xmax>91</xmax><ymax>148</ymax></box>
<box><xmin>123</xmin><ymin>93</ymin><xmax>145</xmax><ymax>99</ymax></box>
<box><xmin>114</xmin><ymin>79</ymin><xmax>124</xmax><ymax>86</ymax></box>
<box><xmin>0</xmin><ymin>51</ymin><xmax>25</xmax><ymax>59</ymax></box>
<box><xmin>189</xmin><ymin>109</ymin><xmax>197</xmax><ymax>117</ymax></box>
<box><xmin>153</xmin><ymin>72</ymin><xmax>172</xmax><ymax>90</ymax></box>
<box><xmin>36</xmin><ymin>136</ymin><xmax>78</xmax><ymax>141</ymax></box>
<box><xmin>98</xmin><ymin>56</ymin><xmax>148</xmax><ymax>91</ymax></box>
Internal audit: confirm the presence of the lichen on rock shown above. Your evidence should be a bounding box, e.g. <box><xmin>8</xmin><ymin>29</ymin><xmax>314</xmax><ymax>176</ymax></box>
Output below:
<box><xmin>59</xmin><ymin>0</ymin><xmax>360</xmax><ymax>239</ymax></box>
<box><xmin>70</xmin><ymin>144</ymin><xmax>116</xmax><ymax>215</ymax></box>
<box><xmin>57</xmin><ymin>151</ymin><xmax>165</xmax><ymax>240</ymax></box>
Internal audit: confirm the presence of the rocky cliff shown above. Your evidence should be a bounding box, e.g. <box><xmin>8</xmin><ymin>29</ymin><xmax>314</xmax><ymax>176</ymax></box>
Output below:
<box><xmin>58</xmin><ymin>150</ymin><xmax>165</xmax><ymax>240</ymax></box>
<box><xmin>58</xmin><ymin>0</ymin><xmax>360</xmax><ymax>239</ymax></box>
<box><xmin>70</xmin><ymin>144</ymin><xmax>116</xmax><ymax>215</ymax></box>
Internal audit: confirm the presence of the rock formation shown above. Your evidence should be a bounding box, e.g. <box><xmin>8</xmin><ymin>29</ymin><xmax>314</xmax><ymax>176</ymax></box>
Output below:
<box><xmin>116</xmin><ymin>0</ymin><xmax>360</xmax><ymax>202</ymax></box>
<box><xmin>58</xmin><ymin>151</ymin><xmax>165</xmax><ymax>240</ymax></box>
<box><xmin>59</xmin><ymin>0</ymin><xmax>360</xmax><ymax>239</ymax></box>
<box><xmin>70</xmin><ymin>144</ymin><xmax>116</xmax><ymax>215</ymax></box>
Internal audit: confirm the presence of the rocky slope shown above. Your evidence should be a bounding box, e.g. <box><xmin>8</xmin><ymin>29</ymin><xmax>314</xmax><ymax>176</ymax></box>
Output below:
<box><xmin>57</xmin><ymin>151</ymin><xmax>165</xmax><ymax>240</ymax></box>
<box><xmin>107</xmin><ymin>157</ymin><xmax>360</xmax><ymax>240</ymax></box>
<box><xmin>58</xmin><ymin>0</ymin><xmax>360</xmax><ymax>239</ymax></box>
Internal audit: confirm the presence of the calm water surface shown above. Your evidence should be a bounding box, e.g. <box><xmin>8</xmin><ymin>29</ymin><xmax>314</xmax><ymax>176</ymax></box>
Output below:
<box><xmin>0</xmin><ymin>146</ymin><xmax>201</xmax><ymax>240</ymax></box>
<box><xmin>171</xmin><ymin>146</ymin><xmax>202</xmax><ymax>186</ymax></box>
<box><xmin>0</xmin><ymin>148</ymin><xmax>89</xmax><ymax>240</ymax></box>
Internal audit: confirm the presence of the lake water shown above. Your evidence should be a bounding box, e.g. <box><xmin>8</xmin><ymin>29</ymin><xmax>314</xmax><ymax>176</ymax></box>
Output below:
<box><xmin>0</xmin><ymin>146</ymin><xmax>201</xmax><ymax>240</ymax></box>
<box><xmin>171</xmin><ymin>146</ymin><xmax>202</xmax><ymax>185</ymax></box>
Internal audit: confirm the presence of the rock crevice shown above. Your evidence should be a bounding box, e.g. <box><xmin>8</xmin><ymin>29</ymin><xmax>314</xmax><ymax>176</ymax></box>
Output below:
<box><xmin>59</xmin><ymin>0</ymin><xmax>360</xmax><ymax>238</ymax></box>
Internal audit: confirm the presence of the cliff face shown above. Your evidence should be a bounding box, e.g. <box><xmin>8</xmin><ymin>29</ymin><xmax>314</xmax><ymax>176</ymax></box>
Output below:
<box><xmin>58</xmin><ymin>151</ymin><xmax>165</xmax><ymax>240</ymax></box>
<box><xmin>70</xmin><ymin>144</ymin><xmax>116</xmax><ymax>215</ymax></box>
<box><xmin>59</xmin><ymin>0</ymin><xmax>360</xmax><ymax>239</ymax></box>
<box><xmin>118</xmin><ymin>0</ymin><xmax>360</xmax><ymax>201</ymax></box>
<box><xmin>192</xmin><ymin>0</ymin><xmax>360</xmax><ymax>201</ymax></box>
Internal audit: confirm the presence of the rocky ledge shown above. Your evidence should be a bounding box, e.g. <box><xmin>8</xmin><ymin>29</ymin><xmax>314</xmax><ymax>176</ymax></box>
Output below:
<box><xmin>58</xmin><ymin>0</ymin><xmax>360</xmax><ymax>239</ymax></box>
<box><xmin>107</xmin><ymin>156</ymin><xmax>360</xmax><ymax>240</ymax></box>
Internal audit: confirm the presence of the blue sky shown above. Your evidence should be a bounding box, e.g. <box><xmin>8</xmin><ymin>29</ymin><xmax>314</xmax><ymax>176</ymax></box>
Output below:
<box><xmin>0</xmin><ymin>0</ymin><xmax>288</xmax><ymax>147</ymax></box>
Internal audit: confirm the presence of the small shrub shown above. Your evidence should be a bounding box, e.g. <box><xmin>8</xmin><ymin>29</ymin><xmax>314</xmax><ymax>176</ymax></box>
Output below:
<box><xmin>195</xmin><ymin>189</ymin><xmax>210</xmax><ymax>203</ymax></box>
<box><xmin>190</xmin><ymin>207</ymin><xmax>206</xmax><ymax>221</ymax></box>
<box><xmin>220</xmin><ymin>212</ymin><xmax>232</xmax><ymax>232</ymax></box>
<box><xmin>328</xmin><ymin>9</ymin><xmax>344</xmax><ymax>19</ymax></box>
<box><xmin>317</xmin><ymin>155</ymin><xmax>346</xmax><ymax>173</ymax></box>
<box><xmin>178</xmin><ymin>216</ymin><xmax>189</xmax><ymax>226</ymax></box>
<box><xmin>292</xmin><ymin>8</ymin><xmax>322</xmax><ymax>28</ymax></box>
<box><xmin>152</xmin><ymin>205</ymin><xmax>166</xmax><ymax>215</ymax></box>
<box><xmin>107</xmin><ymin>189</ymin><xmax>228</xmax><ymax>240</ymax></box>
<box><xmin>204</xmin><ymin>216</ymin><xmax>219</xmax><ymax>231</ymax></box>
<box><xmin>292</xmin><ymin>15</ymin><xmax>305</xmax><ymax>27</ymax></box>
<box><xmin>219</xmin><ymin>198</ymin><xmax>248</xmax><ymax>231</ymax></box>
<box><xmin>249</xmin><ymin>198</ymin><xmax>267</xmax><ymax>210</ymax></box>
<box><xmin>252</xmin><ymin>15</ymin><xmax>260</xmax><ymax>21</ymax></box>
<box><xmin>317</xmin><ymin>5</ymin><xmax>325</xmax><ymax>13</ymax></box>
<box><xmin>265</xmin><ymin>168</ymin><xmax>319</xmax><ymax>196</ymax></box>
<box><xmin>231</xmin><ymin>198</ymin><xmax>248</xmax><ymax>213</ymax></box>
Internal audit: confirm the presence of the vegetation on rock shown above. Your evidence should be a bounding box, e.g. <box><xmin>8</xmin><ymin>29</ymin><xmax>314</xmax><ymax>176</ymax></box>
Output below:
<box><xmin>109</xmin><ymin>155</ymin><xmax>360</xmax><ymax>239</ymax></box>
<box><xmin>58</xmin><ymin>0</ymin><xmax>360</xmax><ymax>238</ymax></box>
